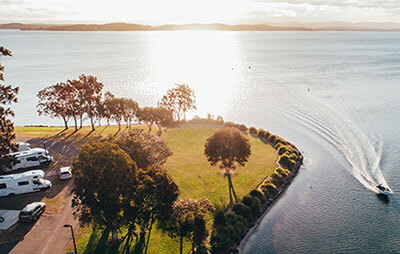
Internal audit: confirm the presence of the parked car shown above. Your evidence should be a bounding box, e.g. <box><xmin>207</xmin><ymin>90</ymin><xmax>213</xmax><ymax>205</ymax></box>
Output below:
<box><xmin>59</xmin><ymin>167</ymin><xmax>72</xmax><ymax>180</ymax></box>
<box><xmin>19</xmin><ymin>202</ymin><xmax>46</xmax><ymax>222</ymax></box>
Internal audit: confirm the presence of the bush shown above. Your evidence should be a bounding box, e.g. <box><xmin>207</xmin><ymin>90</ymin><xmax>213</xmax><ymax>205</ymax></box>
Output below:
<box><xmin>271</xmin><ymin>171</ymin><xmax>284</xmax><ymax>185</ymax></box>
<box><xmin>276</xmin><ymin>167</ymin><xmax>290</xmax><ymax>178</ymax></box>
<box><xmin>210</xmin><ymin>211</ymin><xmax>246</xmax><ymax>254</ymax></box>
<box><xmin>242</xmin><ymin>195</ymin><xmax>261</xmax><ymax>218</ymax></box>
<box><xmin>268</xmin><ymin>135</ymin><xmax>276</xmax><ymax>145</ymax></box>
<box><xmin>278</xmin><ymin>145</ymin><xmax>288</xmax><ymax>155</ymax></box>
<box><xmin>261</xmin><ymin>182</ymin><xmax>277</xmax><ymax>198</ymax></box>
<box><xmin>223</xmin><ymin>122</ymin><xmax>236</xmax><ymax>128</ymax></box>
<box><xmin>249</xmin><ymin>127</ymin><xmax>257</xmax><ymax>135</ymax></box>
<box><xmin>279</xmin><ymin>155</ymin><xmax>296</xmax><ymax>170</ymax></box>
<box><xmin>232</xmin><ymin>202</ymin><xmax>252</xmax><ymax>222</ymax></box>
<box><xmin>238</xmin><ymin>124</ymin><xmax>248</xmax><ymax>132</ymax></box>
<box><xmin>264</xmin><ymin>131</ymin><xmax>271</xmax><ymax>139</ymax></box>
<box><xmin>257</xmin><ymin>129</ymin><xmax>265</xmax><ymax>138</ymax></box>
<box><xmin>250</xmin><ymin>189</ymin><xmax>265</xmax><ymax>203</ymax></box>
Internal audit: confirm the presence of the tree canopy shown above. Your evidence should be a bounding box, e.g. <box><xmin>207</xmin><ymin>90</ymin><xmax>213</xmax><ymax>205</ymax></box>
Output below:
<box><xmin>158</xmin><ymin>84</ymin><xmax>196</xmax><ymax>121</ymax></box>
<box><xmin>204</xmin><ymin>127</ymin><xmax>251</xmax><ymax>203</ymax></box>
<box><xmin>113</xmin><ymin>128</ymin><xmax>173</xmax><ymax>170</ymax></box>
<box><xmin>72</xmin><ymin>140</ymin><xmax>136</xmax><ymax>241</ymax></box>
<box><xmin>162</xmin><ymin>198</ymin><xmax>215</xmax><ymax>254</ymax></box>
<box><xmin>0</xmin><ymin>46</ymin><xmax>19</xmax><ymax>173</ymax></box>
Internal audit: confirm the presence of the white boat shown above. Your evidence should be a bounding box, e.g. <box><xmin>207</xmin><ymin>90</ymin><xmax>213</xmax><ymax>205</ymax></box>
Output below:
<box><xmin>376</xmin><ymin>184</ymin><xmax>391</xmax><ymax>195</ymax></box>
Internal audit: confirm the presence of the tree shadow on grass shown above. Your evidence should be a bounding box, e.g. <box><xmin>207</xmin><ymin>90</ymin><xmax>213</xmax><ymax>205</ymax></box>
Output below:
<box><xmin>82</xmin><ymin>228</ymin><xmax>122</xmax><ymax>254</ymax></box>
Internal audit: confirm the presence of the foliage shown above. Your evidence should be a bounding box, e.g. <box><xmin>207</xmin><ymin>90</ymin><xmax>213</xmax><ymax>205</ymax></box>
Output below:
<box><xmin>204</xmin><ymin>127</ymin><xmax>251</xmax><ymax>171</ymax></box>
<box><xmin>138</xmin><ymin>107</ymin><xmax>174</xmax><ymax>135</ymax></box>
<box><xmin>71</xmin><ymin>140</ymin><xmax>135</xmax><ymax>241</ymax></box>
<box><xmin>204</xmin><ymin>127</ymin><xmax>251</xmax><ymax>204</ymax></box>
<box><xmin>241</xmin><ymin>195</ymin><xmax>260</xmax><ymax>218</ymax></box>
<box><xmin>210</xmin><ymin>210</ymin><xmax>246</xmax><ymax>254</ymax></box>
<box><xmin>249</xmin><ymin>127</ymin><xmax>257</xmax><ymax>135</ymax></box>
<box><xmin>121</xmin><ymin>98</ymin><xmax>139</xmax><ymax>128</ymax></box>
<box><xmin>158</xmin><ymin>84</ymin><xmax>196</xmax><ymax>121</ymax></box>
<box><xmin>232</xmin><ymin>202</ymin><xmax>252</xmax><ymax>222</ymax></box>
<box><xmin>0</xmin><ymin>46</ymin><xmax>19</xmax><ymax>173</ymax></box>
<box><xmin>126</xmin><ymin>167</ymin><xmax>180</xmax><ymax>254</ymax></box>
<box><xmin>162</xmin><ymin>198</ymin><xmax>215</xmax><ymax>254</ymax></box>
<box><xmin>114</xmin><ymin>128</ymin><xmax>172</xmax><ymax>170</ymax></box>
<box><xmin>261</xmin><ymin>182</ymin><xmax>277</xmax><ymax>198</ymax></box>
<box><xmin>249</xmin><ymin>189</ymin><xmax>265</xmax><ymax>203</ymax></box>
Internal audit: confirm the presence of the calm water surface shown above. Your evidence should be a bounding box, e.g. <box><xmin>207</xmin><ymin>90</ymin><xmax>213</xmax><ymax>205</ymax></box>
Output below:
<box><xmin>1</xmin><ymin>30</ymin><xmax>400</xmax><ymax>253</ymax></box>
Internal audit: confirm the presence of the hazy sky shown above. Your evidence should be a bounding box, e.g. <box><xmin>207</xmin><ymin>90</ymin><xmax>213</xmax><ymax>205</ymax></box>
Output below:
<box><xmin>1</xmin><ymin>0</ymin><xmax>400</xmax><ymax>24</ymax></box>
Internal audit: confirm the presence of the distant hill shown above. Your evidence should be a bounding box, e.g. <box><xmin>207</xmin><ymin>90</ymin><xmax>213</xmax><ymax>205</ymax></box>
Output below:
<box><xmin>0</xmin><ymin>22</ymin><xmax>312</xmax><ymax>31</ymax></box>
<box><xmin>1</xmin><ymin>22</ymin><xmax>400</xmax><ymax>31</ymax></box>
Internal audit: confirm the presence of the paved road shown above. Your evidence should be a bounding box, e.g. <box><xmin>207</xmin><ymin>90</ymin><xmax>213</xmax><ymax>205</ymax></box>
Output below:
<box><xmin>10</xmin><ymin>194</ymin><xmax>79</xmax><ymax>254</ymax></box>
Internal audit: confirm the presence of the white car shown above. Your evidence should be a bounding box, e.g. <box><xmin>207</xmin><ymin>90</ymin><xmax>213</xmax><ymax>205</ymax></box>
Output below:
<box><xmin>59</xmin><ymin>167</ymin><xmax>72</xmax><ymax>180</ymax></box>
<box><xmin>19</xmin><ymin>202</ymin><xmax>46</xmax><ymax>222</ymax></box>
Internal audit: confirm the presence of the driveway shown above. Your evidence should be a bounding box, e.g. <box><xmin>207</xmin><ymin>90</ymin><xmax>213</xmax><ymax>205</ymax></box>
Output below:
<box><xmin>9</xmin><ymin>192</ymin><xmax>78</xmax><ymax>254</ymax></box>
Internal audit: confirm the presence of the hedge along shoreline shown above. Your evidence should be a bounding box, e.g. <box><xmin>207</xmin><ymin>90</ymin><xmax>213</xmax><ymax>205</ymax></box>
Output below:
<box><xmin>209</xmin><ymin>123</ymin><xmax>303</xmax><ymax>254</ymax></box>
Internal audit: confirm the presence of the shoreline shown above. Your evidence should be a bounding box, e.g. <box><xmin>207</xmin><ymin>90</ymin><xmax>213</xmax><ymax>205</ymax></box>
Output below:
<box><xmin>233</xmin><ymin>136</ymin><xmax>303</xmax><ymax>253</ymax></box>
<box><xmin>237</xmin><ymin>155</ymin><xmax>302</xmax><ymax>252</ymax></box>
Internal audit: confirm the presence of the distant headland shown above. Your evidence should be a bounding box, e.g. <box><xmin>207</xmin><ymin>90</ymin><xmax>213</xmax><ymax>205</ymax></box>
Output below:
<box><xmin>1</xmin><ymin>22</ymin><xmax>400</xmax><ymax>32</ymax></box>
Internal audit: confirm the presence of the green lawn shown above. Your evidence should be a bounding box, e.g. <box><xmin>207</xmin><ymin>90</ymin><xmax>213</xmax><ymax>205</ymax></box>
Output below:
<box><xmin>15</xmin><ymin>124</ymin><xmax>278</xmax><ymax>254</ymax></box>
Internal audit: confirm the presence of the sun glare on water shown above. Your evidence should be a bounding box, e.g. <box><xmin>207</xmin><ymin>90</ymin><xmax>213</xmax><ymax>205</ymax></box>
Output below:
<box><xmin>145</xmin><ymin>31</ymin><xmax>244</xmax><ymax>119</ymax></box>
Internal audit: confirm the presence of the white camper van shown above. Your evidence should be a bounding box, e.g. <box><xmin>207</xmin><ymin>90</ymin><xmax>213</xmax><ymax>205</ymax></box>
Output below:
<box><xmin>6</xmin><ymin>148</ymin><xmax>53</xmax><ymax>172</ymax></box>
<box><xmin>0</xmin><ymin>170</ymin><xmax>52</xmax><ymax>197</ymax></box>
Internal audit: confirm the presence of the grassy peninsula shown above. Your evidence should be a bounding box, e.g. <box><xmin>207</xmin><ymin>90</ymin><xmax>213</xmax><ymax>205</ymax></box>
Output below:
<box><xmin>14</xmin><ymin>124</ymin><xmax>278</xmax><ymax>253</ymax></box>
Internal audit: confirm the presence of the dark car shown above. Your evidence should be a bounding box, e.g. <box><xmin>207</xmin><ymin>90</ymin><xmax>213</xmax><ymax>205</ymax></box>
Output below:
<box><xmin>19</xmin><ymin>202</ymin><xmax>46</xmax><ymax>222</ymax></box>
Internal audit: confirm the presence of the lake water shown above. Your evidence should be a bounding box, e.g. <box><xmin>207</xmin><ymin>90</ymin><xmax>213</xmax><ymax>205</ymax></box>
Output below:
<box><xmin>2</xmin><ymin>30</ymin><xmax>400</xmax><ymax>253</ymax></box>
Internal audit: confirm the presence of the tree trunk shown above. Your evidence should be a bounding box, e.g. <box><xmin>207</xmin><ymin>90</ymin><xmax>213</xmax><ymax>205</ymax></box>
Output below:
<box><xmin>79</xmin><ymin>114</ymin><xmax>83</xmax><ymax>129</ymax></box>
<box><xmin>144</xmin><ymin>216</ymin><xmax>155</xmax><ymax>254</ymax></box>
<box><xmin>118</xmin><ymin>121</ymin><xmax>121</xmax><ymax>130</ymax></box>
<box><xmin>62</xmin><ymin>116</ymin><xmax>68</xmax><ymax>130</ymax></box>
<box><xmin>90</xmin><ymin>117</ymin><xmax>95</xmax><ymax>131</ymax></box>
<box><xmin>107</xmin><ymin>118</ymin><xmax>110</xmax><ymax>126</ymax></box>
<box><xmin>180</xmin><ymin>235</ymin><xmax>183</xmax><ymax>254</ymax></box>
<box><xmin>147</xmin><ymin>124</ymin><xmax>152</xmax><ymax>132</ymax></box>
<box><xmin>73</xmin><ymin>116</ymin><xmax>78</xmax><ymax>131</ymax></box>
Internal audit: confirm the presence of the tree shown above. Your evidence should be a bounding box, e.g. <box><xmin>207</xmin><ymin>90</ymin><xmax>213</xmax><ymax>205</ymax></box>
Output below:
<box><xmin>80</xmin><ymin>75</ymin><xmax>104</xmax><ymax>131</ymax></box>
<box><xmin>122</xmin><ymin>98</ymin><xmax>139</xmax><ymax>129</ymax></box>
<box><xmin>37</xmin><ymin>83</ymin><xmax>71</xmax><ymax>130</ymax></box>
<box><xmin>158</xmin><ymin>84</ymin><xmax>196</xmax><ymax>121</ymax></box>
<box><xmin>137</xmin><ymin>107</ymin><xmax>156</xmax><ymax>132</ymax></box>
<box><xmin>114</xmin><ymin>128</ymin><xmax>172</xmax><ymax>170</ymax></box>
<box><xmin>153</xmin><ymin>107</ymin><xmax>173</xmax><ymax>135</ymax></box>
<box><xmin>204</xmin><ymin>127</ymin><xmax>251</xmax><ymax>204</ymax></box>
<box><xmin>103</xmin><ymin>91</ymin><xmax>115</xmax><ymax>126</ymax></box>
<box><xmin>108</xmin><ymin>97</ymin><xmax>125</xmax><ymax>130</ymax></box>
<box><xmin>123</xmin><ymin>167</ymin><xmax>179</xmax><ymax>254</ymax></box>
<box><xmin>138</xmin><ymin>107</ymin><xmax>173</xmax><ymax>135</ymax></box>
<box><xmin>163</xmin><ymin>198</ymin><xmax>215</xmax><ymax>254</ymax></box>
<box><xmin>72</xmin><ymin>140</ymin><xmax>136</xmax><ymax>242</ymax></box>
<box><xmin>0</xmin><ymin>46</ymin><xmax>19</xmax><ymax>173</ymax></box>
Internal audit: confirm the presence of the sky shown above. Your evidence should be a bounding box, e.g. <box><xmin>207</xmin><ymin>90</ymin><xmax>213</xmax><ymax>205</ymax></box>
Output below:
<box><xmin>1</xmin><ymin>0</ymin><xmax>400</xmax><ymax>25</ymax></box>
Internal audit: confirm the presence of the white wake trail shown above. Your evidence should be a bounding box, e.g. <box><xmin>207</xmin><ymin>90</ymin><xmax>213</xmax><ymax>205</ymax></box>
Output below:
<box><xmin>269</xmin><ymin>82</ymin><xmax>392</xmax><ymax>194</ymax></box>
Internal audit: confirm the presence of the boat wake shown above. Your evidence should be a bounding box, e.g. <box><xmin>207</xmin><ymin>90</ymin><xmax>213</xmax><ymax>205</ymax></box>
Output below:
<box><xmin>266</xmin><ymin>82</ymin><xmax>392</xmax><ymax>194</ymax></box>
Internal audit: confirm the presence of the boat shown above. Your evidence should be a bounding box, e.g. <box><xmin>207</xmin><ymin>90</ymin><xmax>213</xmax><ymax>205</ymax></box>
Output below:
<box><xmin>376</xmin><ymin>184</ymin><xmax>391</xmax><ymax>195</ymax></box>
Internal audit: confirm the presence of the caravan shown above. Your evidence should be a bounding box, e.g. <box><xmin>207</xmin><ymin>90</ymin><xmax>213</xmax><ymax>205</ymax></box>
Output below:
<box><xmin>6</xmin><ymin>147</ymin><xmax>53</xmax><ymax>172</ymax></box>
<box><xmin>0</xmin><ymin>170</ymin><xmax>52</xmax><ymax>197</ymax></box>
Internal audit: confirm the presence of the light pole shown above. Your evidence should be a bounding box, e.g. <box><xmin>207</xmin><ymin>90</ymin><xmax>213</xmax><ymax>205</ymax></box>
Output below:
<box><xmin>63</xmin><ymin>224</ymin><xmax>77</xmax><ymax>254</ymax></box>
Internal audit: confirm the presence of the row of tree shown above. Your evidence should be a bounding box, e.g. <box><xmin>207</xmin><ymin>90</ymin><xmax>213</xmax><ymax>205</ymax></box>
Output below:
<box><xmin>37</xmin><ymin>77</ymin><xmax>197</xmax><ymax>133</ymax></box>
<box><xmin>72</xmin><ymin>129</ymin><xmax>214</xmax><ymax>254</ymax></box>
